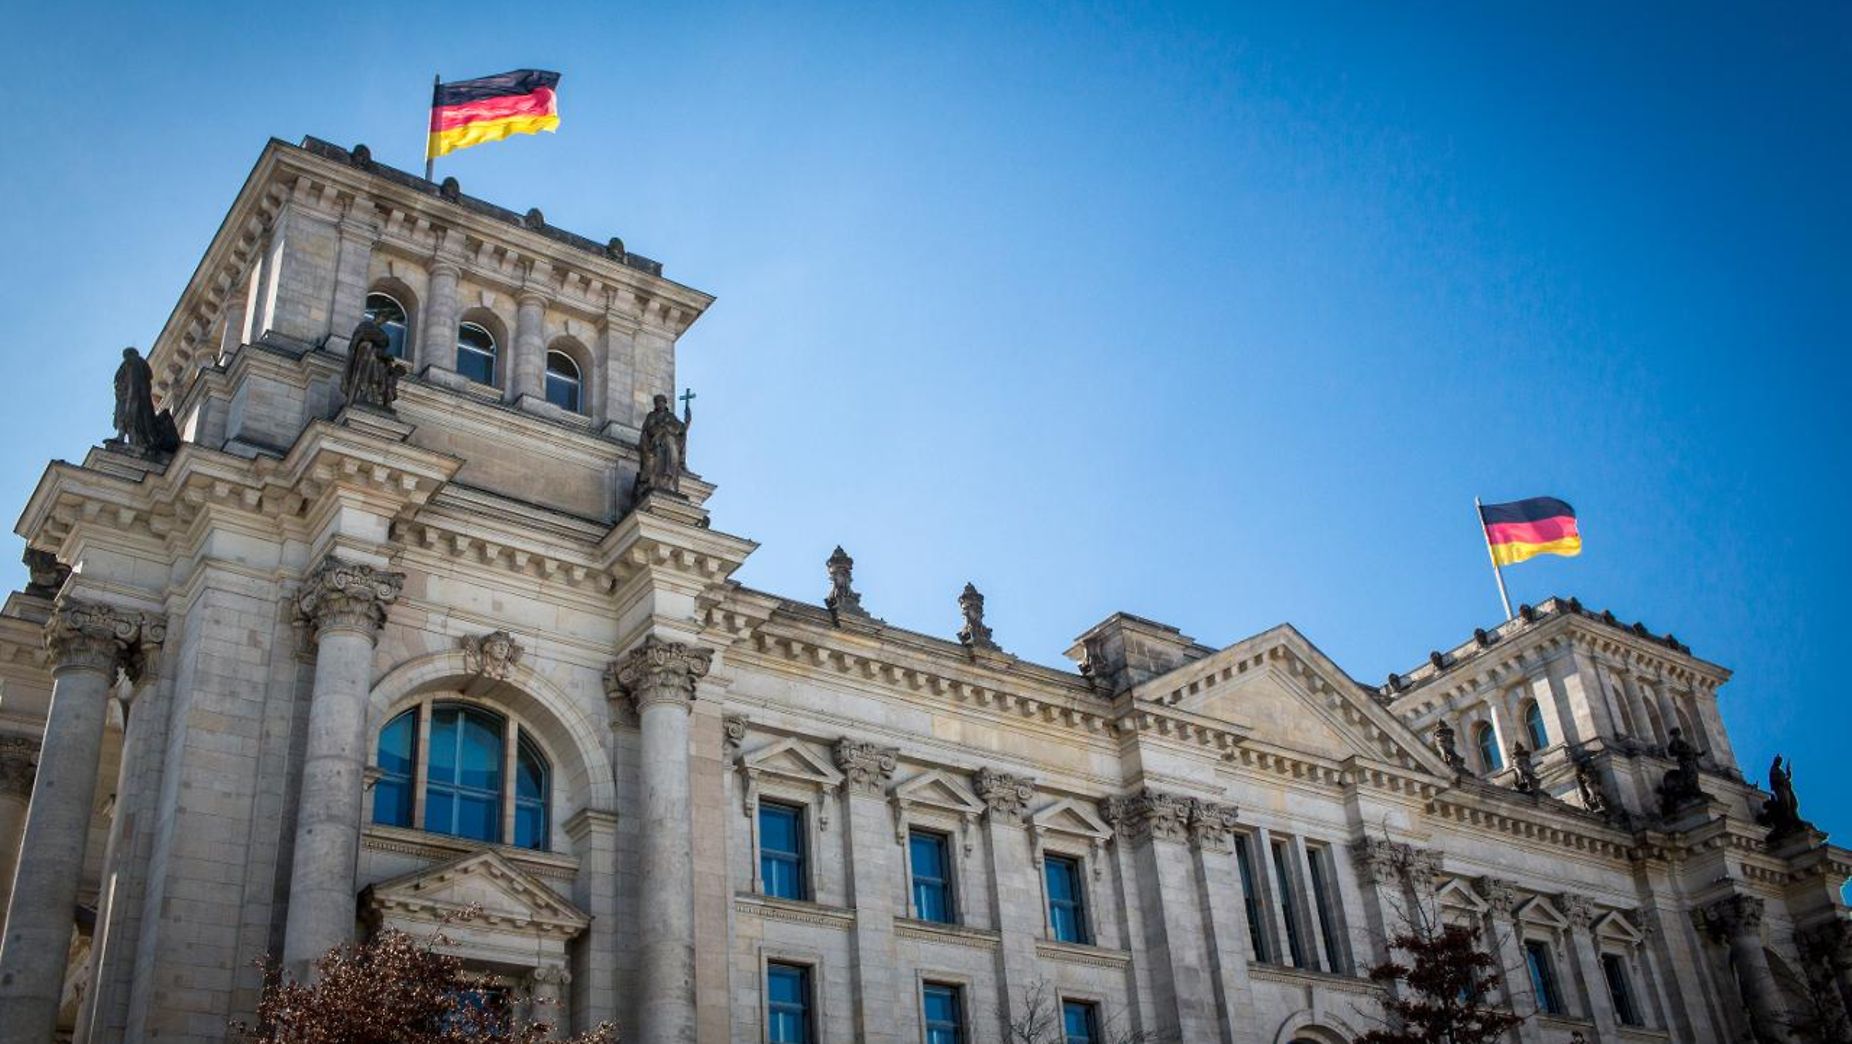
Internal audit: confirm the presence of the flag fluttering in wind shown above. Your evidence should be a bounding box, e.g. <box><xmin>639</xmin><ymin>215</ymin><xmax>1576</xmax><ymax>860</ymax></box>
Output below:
<box><xmin>1479</xmin><ymin>496</ymin><xmax>1581</xmax><ymax>566</ymax></box>
<box><xmin>427</xmin><ymin>70</ymin><xmax>561</xmax><ymax>162</ymax></box>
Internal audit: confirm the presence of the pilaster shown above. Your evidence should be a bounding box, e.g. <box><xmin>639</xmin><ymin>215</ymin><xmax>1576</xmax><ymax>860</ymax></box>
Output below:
<box><xmin>1100</xmin><ymin>788</ymin><xmax>1217</xmax><ymax>1042</ymax></box>
<box><xmin>1694</xmin><ymin>894</ymin><xmax>1791</xmax><ymax>1043</ymax></box>
<box><xmin>834</xmin><ymin>738</ymin><xmax>900</xmax><ymax>1044</ymax></box>
<box><xmin>974</xmin><ymin>767</ymin><xmax>1041</xmax><ymax>1029</ymax></box>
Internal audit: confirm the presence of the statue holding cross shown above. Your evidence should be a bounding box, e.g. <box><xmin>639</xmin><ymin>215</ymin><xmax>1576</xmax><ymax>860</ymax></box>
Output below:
<box><xmin>635</xmin><ymin>388</ymin><xmax>694</xmax><ymax>498</ymax></box>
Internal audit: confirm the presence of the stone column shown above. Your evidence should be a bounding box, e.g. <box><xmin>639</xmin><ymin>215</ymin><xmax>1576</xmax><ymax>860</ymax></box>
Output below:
<box><xmin>1101</xmin><ymin>789</ymin><xmax>1216</xmax><ymax>1042</ymax></box>
<box><xmin>1556</xmin><ymin>894</ymin><xmax>1616</xmax><ymax>1034</ymax></box>
<box><xmin>973</xmin><ymin>767</ymin><xmax>1041</xmax><ymax>1031</ymax></box>
<box><xmin>512</xmin><ymin>290</ymin><xmax>547</xmax><ymax>404</ymax></box>
<box><xmin>834</xmin><ymin>739</ymin><xmax>900</xmax><ymax>1044</ymax></box>
<box><xmin>607</xmin><ymin>636</ymin><xmax>712</xmax><ymax>1044</ymax></box>
<box><xmin>0</xmin><ymin>736</ymin><xmax>39</xmax><ymax>930</ymax></box>
<box><xmin>1474</xmin><ymin>876</ymin><xmax>1540</xmax><ymax>1044</ymax></box>
<box><xmin>1185</xmin><ymin>799</ymin><xmax>1257</xmax><ymax>1044</ymax></box>
<box><xmin>0</xmin><ymin>602</ymin><xmax>154</xmax><ymax>1044</ymax></box>
<box><xmin>1696</xmin><ymin>895</ymin><xmax>1791</xmax><ymax>1043</ymax></box>
<box><xmin>326</xmin><ymin>206</ymin><xmax>376</xmax><ymax>356</ymax></box>
<box><xmin>281</xmin><ymin>557</ymin><xmax>402</xmax><ymax>975</ymax></box>
<box><xmin>419</xmin><ymin>259</ymin><xmax>461</xmax><ymax>375</ymax></box>
<box><xmin>530</xmin><ymin>965</ymin><xmax>571</xmax><ymax>1040</ymax></box>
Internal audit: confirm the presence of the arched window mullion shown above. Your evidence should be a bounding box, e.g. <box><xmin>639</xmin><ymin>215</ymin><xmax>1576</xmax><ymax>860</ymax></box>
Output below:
<box><xmin>371</xmin><ymin>698</ymin><xmax>551</xmax><ymax>851</ymax></box>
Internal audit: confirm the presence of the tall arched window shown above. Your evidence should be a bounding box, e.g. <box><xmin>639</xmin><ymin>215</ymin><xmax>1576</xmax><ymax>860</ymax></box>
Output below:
<box><xmin>1476</xmin><ymin>722</ymin><xmax>1503</xmax><ymax>773</ymax></box>
<box><xmin>363</xmin><ymin>292</ymin><xmax>410</xmax><ymax>359</ymax></box>
<box><xmin>544</xmin><ymin>350</ymin><xmax>582</xmax><ymax>412</ymax></box>
<box><xmin>456</xmin><ymin>321</ymin><xmax>498</xmax><ymax>385</ymax></box>
<box><xmin>1523</xmin><ymin>701</ymin><xmax>1549</xmax><ymax>750</ymax></box>
<box><xmin>372</xmin><ymin>702</ymin><xmax>551</xmax><ymax>850</ymax></box>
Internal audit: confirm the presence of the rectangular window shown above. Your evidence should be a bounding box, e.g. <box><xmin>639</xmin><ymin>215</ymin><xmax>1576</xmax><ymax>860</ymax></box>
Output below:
<box><xmin>759</xmin><ymin>802</ymin><xmax>808</xmax><ymax>901</ymax></box>
<box><xmin>1525</xmin><ymin>939</ymin><xmax>1564</xmax><ymax>1015</ymax></box>
<box><xmin>922</xmin><ymin>983</ymin><xmax>964</xmax><ymax>1044</ymax></box>
<box><xmin>1234</xmin><ymin>834</ymin><xmax>1269</xmax><ymax>962</ymax></box>
<box><xmin>909</xmin><ymin>830</ymin><xmax>956</xmax><ymax>923</ymax></box>
<box><xmin>1045</xmin><ymin>854</ymin><xmax>1090</xmax><ymax>944</ymax></box>
<box><xmin>1061</xmin><ymin>999</ymin><xmax>1100</xmax><ymax>1044</ymax></box>
<box><xmin>766</xmin><ymin>963</ymin><xmax>812</xmax><ymax>1044</ymax></box>
<box><xmin>1306</xmin><ymin>845</ymin><xmax>1346</xmax><ymax>974</ymax></box>
<box><xmin>1271</xmin><ymin>839</ymin><xmax>1309</xmax><ymax>968</ymax></box>
<box><xmin>1602</xmin><ymin>953</ymin><xmax>1641</xmax><ymax>1026</ymax></box>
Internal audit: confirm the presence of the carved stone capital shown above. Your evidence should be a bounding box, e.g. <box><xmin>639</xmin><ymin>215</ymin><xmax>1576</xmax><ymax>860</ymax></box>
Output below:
<box><xmin>45</xmin><ymin>600</ymin><xmax>153</xmax><ymax>677</ymax></box>
<box><xmin>1556</xmin><ymin>893</ymin><xmax>1594</xmax><ymax>930</ymax></box>
<box><xmin>973</xmin><ymin>767</ymin><xmax>1035</xmax><ymax>825</ymax></box>
<box><xmin>297</xmin><ymin>557</ymin><xmax>403</xmax><ymax>642</ymax></box>
<box><xmin>605</xmin><ymin>635</ymin><xmax>712</xmax><ymax>713</ymax></box>
<box><xmin>1474</xmin><ymin>876</ymin><xmax>1521</xmax><ymax>917</ymax></box>
<box><xmin>529</xmin><ymin>965</ymin><xmax>571</xmax><ymax>987</ymax></box>
<box><xmin>461</xmin><ymin>629</ymin><xmax>524</xmax><ymax>680</ymax></box>
<box><xmin>1696</xmin><ymin>894</ymin><xmax>1765</xmax><ymax>941</ymax></box>
<box><xmin>1185</xmin><ymin>797</ymin><xmax>1240</xmax><ymax>852</ymax></box>
<box><xmin>0</xmin><ymin>735</ymin><xmax>38</xmax><ymax>799</ymax></box>
<box><xmin>832</xmin><ymin>738</ymin><xmax>898</xmax><ymax>794</ymax></box>
<box><xmin>1100</xmin><ymin>788</ymin><xmax>1191</xmax><ymax>845</ymax></box>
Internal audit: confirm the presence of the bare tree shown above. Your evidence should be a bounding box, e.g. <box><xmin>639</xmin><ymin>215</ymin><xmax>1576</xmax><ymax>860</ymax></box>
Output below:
<box><xmin>1004</xmin><ymin>980</ymin><xmax>1158</xmax><ymax>1044</ymax></box>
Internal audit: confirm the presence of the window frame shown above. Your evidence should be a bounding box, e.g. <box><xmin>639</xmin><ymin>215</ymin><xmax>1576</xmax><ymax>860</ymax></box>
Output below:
<box><xmin>363</xmin><ymin>290</ymin><xmax>413</xmax><ymax>361</ymax></box>
<box><xmin>758</xmin><ymin>800</ymin><xmax>811</xmax><ymax>902</ymax></box>
<box><xmin>765</xmin><ymin>961</ymin><xmax>814</xmax><ymax>1044</ymax></box>
<box><xmin>456</xmin><ymin>319</ymin><xmax>499</xmax><ymax>386</ymax></box>
<box><xmin>1270</xmin><ymin>838</ymin><xmax>1310</xmax><ymax>969</ymax></box>
<box><xmin>919</xmin><ymin>981</ymin><xmax>966</xmax><ymax>1044</ymax></box>
<box><xmin>1523</xmin><ymin>938</ymin><xmax>1565</xmax><ymax>1016</ymax></box>
<box><xmin>543</xmin><ymin>348</ymin><xmax>584</xmax><ymax>413</ymax></box>
<box><xmin>1060</xmin><ymin>998</ymin><xmax>1101</xmax><ymax>1044</ymax></box>
<box><xmin>1304</xmin><ymin>843</ymin><xmax>1349</xmax><ymax>974</ymax></box>
<box><xmin>369</xmin><ymin>698</ymin><xmax>553</xmax><ymax>851</ymax></box>
<box><xmin>1522</xmin><ymin>700</ymin><xmax>1549</xmax><ymax>750</ymax></box>
<box><xmin>1600</xmin><ymin>951</ymin><xmax>1641</xmax><ymax>1027</ymax></box>
<box><xmin>1043</xmin><ymin>852</ymin><xmax>1091</xmax><ymax>945</ymax></box>
<box><xmin>1475</xmin><ymin>722</ymin><xmax>1504</xmax><ymax>773</ymax></box>
<box><xmin>907</xmin><ymin>828</ymin><xmax>958</xmax><ymax>925</ymax></box>
<box><xmin>1233</xmin><ymin>833</ymin><xmax>1271</xmax><ymax>962</ymax></box>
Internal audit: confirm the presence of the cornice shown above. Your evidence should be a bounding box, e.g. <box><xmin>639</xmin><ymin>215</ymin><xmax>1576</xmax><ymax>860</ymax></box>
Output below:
<box><xmin>732</xmin><ymin>894</ymin><xmax>856</xmax><ymax>931</ymax></box>
<box><xmin>1033</xmin><ymin>939</ymin><xmax>1133</xmax><ymax>969</ymax></box>
<box><xmin>1424</xmin><ymin>784</ymin><xmax>1637</xmax><ymax>861</ymax></box>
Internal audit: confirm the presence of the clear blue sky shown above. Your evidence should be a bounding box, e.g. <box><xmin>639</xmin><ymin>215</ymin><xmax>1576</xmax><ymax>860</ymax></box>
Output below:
<box><xmin>2</xmin><ymin>3</ymin><xmax>1847</xmax><ymax>838</ymax></box>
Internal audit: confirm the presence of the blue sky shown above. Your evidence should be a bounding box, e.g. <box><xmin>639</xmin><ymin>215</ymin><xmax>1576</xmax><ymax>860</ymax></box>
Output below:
<box><xmin>1</xmin><ymin>3</ymin><xmax>1846</xmax><ymax>838</ymax></box>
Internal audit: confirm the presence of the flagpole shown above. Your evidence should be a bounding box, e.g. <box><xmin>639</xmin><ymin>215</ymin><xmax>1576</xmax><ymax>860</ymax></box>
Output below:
<box><xmin>423</xmin><ymin>73</ymin><xmax>439</xmax><ymax>182</ymax></box>
<box><xmin>1476</xmin><ymin>496</ymin><xmax>1514</xmax><ymax>621</ymax></box>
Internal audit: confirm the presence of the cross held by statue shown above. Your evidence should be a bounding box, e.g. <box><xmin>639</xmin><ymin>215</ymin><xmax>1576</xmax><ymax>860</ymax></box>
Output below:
<box><xmin>679</xmin><ymin>387</ymin><xmax>696</xmax><ymax>413</ymax></box>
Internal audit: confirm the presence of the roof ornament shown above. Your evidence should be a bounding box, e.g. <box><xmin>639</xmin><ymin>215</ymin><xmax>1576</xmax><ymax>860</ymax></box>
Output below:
<box><xmin>824</xmin><ymin>546</ymin><xmax>868</xmax><ymax>625</ymax></box>
<box><xmin>957</xmin><ymin>583</ymin><xmax>998</xmax><ymax>653</ymax></box>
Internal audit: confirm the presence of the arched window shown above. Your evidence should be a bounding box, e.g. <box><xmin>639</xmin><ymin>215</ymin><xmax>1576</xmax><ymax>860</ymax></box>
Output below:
<box><xmin>371</xmin><ymin>702</ymin><xmax>551</xmax><ymax>850</ymax></box>
<box><xmin>1523</xmin><ymin>701</ymin><xmax>1549</xmax><ymax>750</ymax></box>
<box><xmin>544</xmin><ymin>350</ymin><xmax>582</xmax><ymax>412</ymax></box>
<box><xmin>1476</xmin><ymin>722</ymin><xmax>1503</xmax><ymax>772</ymax></box>
<box><xmin>363</xmin><ymin>292</ymin><xmax>410</xmax><ymax>359</ymax></box>
<box><xmin>456</xmin><ymin>321</ymin><xmax>498</xmax><ymax>385</ymax></box>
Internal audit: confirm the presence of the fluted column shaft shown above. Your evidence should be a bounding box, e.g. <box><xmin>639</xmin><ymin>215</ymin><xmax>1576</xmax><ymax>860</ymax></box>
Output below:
<box><xmin>0</xmin><ymin>602</ymin><xmax>155</xmax><ymax>1044</ymax></box>
<box><xmin>419</xmin><ymin>260</ymin><xmax>461</xmax><ymax>374</ymax></box>
<box><xmin>608</xmin><ymin>637</ymin><xmax>711</xmax><ymax>1044</ymax></box>
<box><xmin>281</xmin><ymin>558</ymin><xmax>402</xmax><ymax>976</ymax></box>
<box><xmin>512</xmin><ymin>292</ymin><xmax>546</xmax><ymax>403</ymax></box>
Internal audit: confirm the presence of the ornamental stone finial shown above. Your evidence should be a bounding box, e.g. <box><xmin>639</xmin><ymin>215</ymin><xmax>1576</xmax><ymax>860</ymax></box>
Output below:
<box><xmin>957</xmin><ymin>582</ymin><xmax>997</xmax><ymax>651</ymax></box>
<box><xmin>972</xmin><ymin>766</ymin><xmax>1035</xmax><ymax>825</ymax></box>
<box><xmin>461</xmin><ymin>630</ymin><xmax>524</xmax><ymax>680</ymax></box>
<box><xmin>0</xmin><ymin>734</ymin><xmax>39</xmax><ymax>798</ymax></box>
<box><xmin>605</xmin><ymin>635</ymin><xmax>713</xmax><ymax>713</ymax></box>
<box><xmin>832</xmin><ymin>738</ymin><xmax>899</xmax><ymax>793</ymax></box>
<box><xmin>296</xmin><ymin>557</ymin><xmax>403</xmax><ymax>641</ymax></box>
<box><xmin>824</xmin><ymin>546</ymin><xmax>868</xmax><ymax>624</ymax></box>
<box><xmin>45</xmin><ymin>600</ymin><xmax>153</xmax><ymax>677</ymax></box>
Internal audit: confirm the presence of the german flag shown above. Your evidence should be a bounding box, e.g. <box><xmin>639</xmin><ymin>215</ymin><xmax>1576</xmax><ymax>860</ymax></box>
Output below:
<box><xmin>428</xmin><ymin>70</ymin><xmax>561</xmax><ymax>161</ymax></box>
<box><xmin>1479</xmin><ymin>496</ymin><xmax>1582</xmax><ymax>566</ymax></box>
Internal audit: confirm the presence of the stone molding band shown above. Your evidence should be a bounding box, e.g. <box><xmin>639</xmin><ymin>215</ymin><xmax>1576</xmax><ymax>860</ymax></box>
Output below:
<box><xmin>605</xmin><ymin>635</ymin><xmax>713</xmax><ymax>713</ymax></box>
<box><xmin>296</xmin><ymin>556</ymin><xmax>404</xmax><ymax>641</ymax></box>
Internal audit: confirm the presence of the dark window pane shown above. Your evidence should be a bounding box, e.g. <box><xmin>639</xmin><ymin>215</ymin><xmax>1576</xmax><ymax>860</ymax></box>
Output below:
<box><xmin>1477</xmin><ymin>724</ymin><xmax>1503</xmax><ymax>771</ymax></box>
<box><xmin>544</xmin><ymin>351</ymin><xmax>582</xmax><ymax>412</ymax></box>
<box><xmin>364</xmin><ymin>292</ymin><xmax>409</xmax><ymax>359</ymax></box>
<box><xmin>1272</xmin><ymin>841</ymin><xmax>1308</xmax><ymax>968</ymax></box>
<box><xmin>457</xmin><ymin>322</ymin><xmax>497</xmax><ymax>384</ymax></box>
<box><xmin>923</xmin><ymin>984</ymin><xmax>963</xmax><ymax>1044</ymax></box>
<box><xmin>1307</xmin><ymin>847</ymin><xmax>1345</xmax><ymax>974</ymax></box>
<box><xmin>1525</xmin><ymin>702</ymin><xmax>1549</xmax><ymax>749</ymax></box>
<box><xmin>372</xmin><ymin>710</ymin><xmax>417</xmax><ymax>827</ymax></box>
<box><xmin>1602</xmin><ymin>954</ymin><xmax>1640</xmax><ymax>1026</ymax></box>
<box><xmin>1235</xmin><ymin>835</ymin><xmax>1269</xmax><ymax>962</ymax></box>
<box><xmin>1062</xmin><ymin>1000</ymin><xmax>1098</xmax><ymax>1044</ymax></box>
<box><xmin>1045</xmin><ymin>856</ymin><xmax>1089</xmax><ymax>944</ymax></box>
<box><xmin>767</xmin><ymin>964</ymin><xmax>810</xmax><ymax>1044</ymax></box>
<box><xmin>759</xmin><ymin>804</ymin><xmax>807</xmax><ymax>900</ymax></box>
<box><xmin>425</xmin><ymin>705</ymin><xmax>504</xmax><ymax>844</ymax></box>
<box><xmin>1526</xmin><ymin>941</ymin><xmax>1562</xmax><ymax>1015</ymax></box>
<box><xmin>910</xmin><ymin>831</ymin><xmax>955</xmax><ymax>924</ymax></box>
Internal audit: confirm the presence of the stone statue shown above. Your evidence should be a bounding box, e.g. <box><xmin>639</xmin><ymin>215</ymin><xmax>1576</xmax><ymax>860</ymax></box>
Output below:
<box><xmin>634</xmin><ymin>392</ymin><xmax>690</xmax><ymax>498</ymax></box>
<box><xmin>1510</xmin><ymin>742</ymin><xmax>1541</xmax><ymax>794</ymax></box>
<box><xmin>824</xmin><ymin>546</ymin><xmax>867</xmax><ymax>623</ymax></box>
<box><xmin>22</xmin><ymin>548</ymin><xmax>68</xmax><ymax>599</ymax></box>
<box><xmin>957</xmin><ymin>582</ymin><xmax>997</xmax><ymax>651</ymax></box>
<box><xmin>1657</xmin><ymin>727</ymin><xmax>1709</xmax><ymax>814</ymax></box>
<box><xmin>1433</xmin><ymin>720</ymin><xmax>1467</xmax><ymax>772</ymax></box>
<box><xmin>461</xmin><ymin>630</ymin><xmax>524</xmax><ymax>681</ymax></box>
<box><xmin>1756</xmin><ymin>754</ymin><xmax>1812</xmax><ymax>840</ymax></box>
<box><xmin>341</xmin><ymin>317</ymin><xmax>405</xmax><ymax>411</ymax></box>
<box><xmin>112</xmin><ymin>347</ymin><xmax>162</xmax><ymax>453</ymax></box>
<box><xmin>1574</xmin><ymin>759</ymin><xmax>1610</xmax><ymax>816</ymax></box>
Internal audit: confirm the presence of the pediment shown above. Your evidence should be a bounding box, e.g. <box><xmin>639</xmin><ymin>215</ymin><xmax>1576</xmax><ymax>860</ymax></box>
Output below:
<box><xmin>1593</xmin><ymin>909</ymin><xmax>1643</xmax><ymax>943</ymax></box>
<box><xmin>1150</xmin><ymin>625</ymin><xmax>1453</xmax><ymax>776</ymax></box>
<box><xmin>892</xmin><ymin>769</ymin><xmax>984</xmax><ymax>815</ymax></box>
<box><xmin>364</xmin><ymin>849</ymin><xmax>588</xmax><ymax>938</ymax></box>
<box><xmin>1435</xmin><ymin>877</ymin><xmax>1489</xmax><ymax>914</ymax></box>
<box><xmin>1514</xmin><ymin>894</ymin><xmax>1569</xmax><ymax>929</ymax></box>
<box><xmin>740</xmin><ymin>737</ymin><xmax>843</xmax><ymax>789</ymax></box>
<box><xmin>1032</xmin><ymin>797</ymin><xmax>1112</xmax><ymax>841</ymax></box>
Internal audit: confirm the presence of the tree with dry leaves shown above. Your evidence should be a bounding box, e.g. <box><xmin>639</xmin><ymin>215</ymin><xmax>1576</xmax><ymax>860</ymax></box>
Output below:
<box><xmin>1358</xmin><ymin>920</ymin><xmax>1520</xmax><ymax>1044</ymax></box>
<box><xmin>234</xmin><ymin>926</ymin><xmax>614</xmax><ymax>1044</ymax></box>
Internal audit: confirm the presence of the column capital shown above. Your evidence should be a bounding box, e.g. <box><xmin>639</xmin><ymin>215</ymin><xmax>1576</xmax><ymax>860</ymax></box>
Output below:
<box><xmin>832</xmin><ymin>737</ymin><xmax>898</xmax><ymax>794</ymax></box>
<box><xmin>0</xmin><ymin>734</ymin><xmax>38</xmax><ymax>798</ymax></box>
<box><xmin>604</xmin><ymin>635</ymin><xmax>712</xmax><ymax>713</ymax></box>
<box><xmin>1696</xmin><ymin>893</ymin><xmax>1765</xmax><ymax>941</ymax></box>
<box><xmin>1556</xmin><ymin>892</ymin><xmax>1595</xmax><ymax>930</ymax></box>
<box><xmin>1473</xmin><ymin>875</ymin><xmax>1521</xmax><ymax>917</ymax></box>
<box><xmin>1099</xmin><ymin>787</ymin><xmax>1191</xmax><ymax>845</ymax></box>
<box><xmin>428</xmin><ymin>258</ymin><xmax>462</xmax><ymax>280</ymax></box>
<box><xmin>972</xmin><ymin>766</ymin><xmax>1035</xmax><ymax>826</ymax></box>
<box><xmin>44</xmin><ymin>599</ymin><xmax>160</xmax><ymax>677</ymax></box>
<box><xmin>1184</xmin><ymin>797</ymin><xmax>1240</xmax><ymax>852</ymax></box>
<box><xmin>296</xmin><ymin>556</ymin><xmax>403</xmax><ymax>642</ymax></box>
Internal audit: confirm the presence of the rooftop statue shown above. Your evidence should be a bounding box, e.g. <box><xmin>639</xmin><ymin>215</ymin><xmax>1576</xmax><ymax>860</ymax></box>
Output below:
<box><xmin>1432</xmin><ymin>720</ymin><xmax>1467</xmax><ymax>773</ymax></box>
<box><xmin>635</xmin><ymin>392</ymin><xmax>691</xmax><ymax>498</ymax></box>
<box><xmin>957</xmin><ymin>582</ymin><xmax>998</xmax><ymax>652</ymax></box>
<box><xmin>1657</xmin><ymin>727</ymin><xmax>1710</xmax><ymax>815</ymax></box>
<box><xmin>111</xmin><ymin>346</ymin><xmax>184</xmax><ymax>457</ymax></box>
<box><xmin>340</xmin><ymin>317</ymin><xmax>406</xmax><ymax>411</ymax></box>
<box><xmin>824</xmin><ymin>546</ymin><xmax>868</xmax><ymax>623</ymax></box>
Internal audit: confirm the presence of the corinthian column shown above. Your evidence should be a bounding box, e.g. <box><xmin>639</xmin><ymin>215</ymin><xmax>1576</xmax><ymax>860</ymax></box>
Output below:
<box><xmin>1697</xmin><ymin>894</ymin><xmax>1790</xmax><ymax>1044</ymax></box>
<box><xmin>0</xmin><ymin>735</ymin><xmax>37</xmax><ymax>929</ymax></box>
<box><xmin>281</xmin><ymin>557</ymin><xmax>403</xmax><ymax>976</ymax></box>
<box><xmin>0</xmin><ymin>601</ymin><xmax>155</xmax><ymax>1044</ymax></box>
<box><xmin>606</xmin><ymin>636</ymin><xmax>712</xmax><ymax>1044</ymax></box>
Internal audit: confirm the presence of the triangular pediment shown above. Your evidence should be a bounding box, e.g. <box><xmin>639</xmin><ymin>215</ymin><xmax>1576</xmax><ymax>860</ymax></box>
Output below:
<box><xmin>892</xmin><ymin>769</ymin><xmax>984</xmax><ymax>815</ymax></box>
<box><xmin>1032</xmin><ymin>797</ymin><xmax>1112</xmax><ymax>841</ymax></box>
<box><xmin>1593</xmin><ymin>909</ymin><xmax>1643</xmax><ymax>943</ymax></box>
<box><xmin>740</xmin><ymin>737</ymin><xmax>843</xmax><ymax>788</ymax></box>
<box><xmin>364</xmin><ymin>849</ymin><xmax>588</xmax><ymax>936</ymax></box>
<box><xmin>1144</xmin><ymin>625</ymin><xmax>1453</xmax><ymax>776</ymax></box>
<box><xmin>1515</xmin><ymin>894</ymin><xmax>1569</xmax><ymax>929</ymax></box>
<box><xmin>1435</xmin><ymin>877</ymin><xmax>1489</xmax><ymax>914</ymax></box>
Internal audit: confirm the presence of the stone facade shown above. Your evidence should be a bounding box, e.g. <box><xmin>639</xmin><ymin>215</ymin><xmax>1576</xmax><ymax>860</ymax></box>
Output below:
<box><xmin>0</xmin><ymin>137</ymin><xmax>1847</xmax><ymax>1044</ymax></box>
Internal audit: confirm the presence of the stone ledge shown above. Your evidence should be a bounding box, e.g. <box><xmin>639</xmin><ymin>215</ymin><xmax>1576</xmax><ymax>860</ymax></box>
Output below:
<box><xmin>360</xmin><ymin>824</ymin><xmax>580</xmax><ymax>881</ymax></box>
<box><xmin>733</xmin><ymin>893</ymin><xmax>856</xmax><ymax>931</ymax></box>
<box><xmin>1616</xmin><ymin>1027</ymin><xmax>1672</xmax><ymax>1042</ymax></box>
<box><xmin>1034</xmin><ymin>939</ymin><xmax>1132</xmax><ymax>969</ymax></box>
<box><xmin>1247</xmin><ymin>962</ymin><xmax>1381</xmax><ymax>995</ymax></box>
<box><xmin>894</xmin><ymin>918</ymin><xmax>1001</xmax><ymax>951</ymax></box>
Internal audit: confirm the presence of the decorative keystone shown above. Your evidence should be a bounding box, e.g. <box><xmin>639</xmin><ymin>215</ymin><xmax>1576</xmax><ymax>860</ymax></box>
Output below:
<box><xmin>461</xmin><ymin>629</ymin><xmax>524</xmax><ymax>680</ymax></box>
<box><xmin>605</xmin><ymin>635</ymin><xmax>713</xmax><ymax>713</ymax></box>
<box><xmin>833</xmin><ymin>738</ymin><xmax>899</xmax><ymax>793</ymax></box>
<box><xmin>297</xmin><ymin>556</ymin><xmax>404</xmax><ymax>642</ymax></box>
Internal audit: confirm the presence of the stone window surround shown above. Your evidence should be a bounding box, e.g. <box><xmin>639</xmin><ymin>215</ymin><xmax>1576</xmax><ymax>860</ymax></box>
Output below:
<box><xmin>1037</xmin><ymin>846</ymin><xmax>1095</xmax><ymax>946</ymax></box>
<box><xmin>369</xmin><ymin>692</ymin><xmax>563</xmax><ymax>853</ymax></box>
<box><xmin>1302</xmin><ymin>840</ymin><xmax>1354</xmax><ymax>975</ymax></box>
<box><xmin>1247</xmin><ymin>827</ymin><xmax>1352</xmax><ymax>977</ymax></box>
<box><xmin>748</xmin><ymin>780</ymin><xmax>830</xmax><ymax>902</ymax></box>
<box><xmin>914</xmin><ymin>969</ymin><xmax>976</xmax><ymax>1044</ymax></box>
<box><xmin>755</xmin><ymin>943</ymin><xmax>828</xmax><ymax>1044</ymax></box>
<box><xmin>1515</xmin><ymin>917</ymin><xmax>1573</xmax><ymax>1018</ymax></box>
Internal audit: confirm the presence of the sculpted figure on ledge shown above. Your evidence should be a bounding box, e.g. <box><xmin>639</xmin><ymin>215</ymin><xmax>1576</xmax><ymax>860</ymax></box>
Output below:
<box><xmin>341</xmin><ymin>317</ymin><xmax>406</xmax><ymax>411</ymax></box>
<box><xmin>635</xmin><ymin>391</ymin><xmax>691</xmax><ymax>498</ymax></box>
